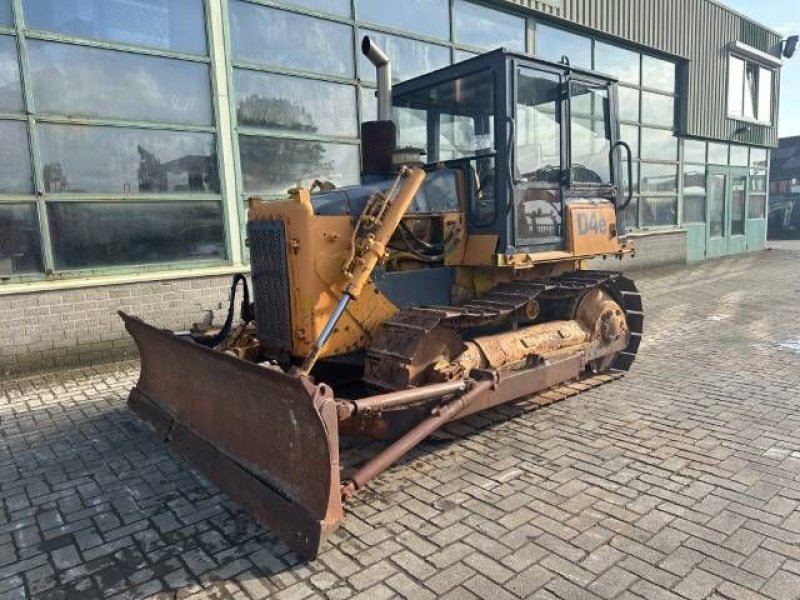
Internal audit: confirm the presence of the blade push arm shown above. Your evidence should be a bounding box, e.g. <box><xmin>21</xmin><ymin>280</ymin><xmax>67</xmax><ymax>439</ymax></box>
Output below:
<box><xmin>297</xmin><ymin>166</ymin><xmax>426</xmax><ymax>376</ymax></box>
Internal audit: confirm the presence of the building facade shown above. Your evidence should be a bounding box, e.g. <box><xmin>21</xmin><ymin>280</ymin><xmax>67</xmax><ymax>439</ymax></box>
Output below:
<box><xmin>0</xmin><ymin>0</ymin><xmax>784</xmax><ymax>374</ymax></box>
<box><xmin>768</xmin><ymin>136</ymin><xmax>800</xmax><ymax>237</ymax></box>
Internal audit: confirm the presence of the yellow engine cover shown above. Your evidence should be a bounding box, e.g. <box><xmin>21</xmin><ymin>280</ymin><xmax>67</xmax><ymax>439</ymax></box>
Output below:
<box><xmin>566</xmin><ymin>202</ymin><xmax>621</xmax><ymax>256</ymax></box>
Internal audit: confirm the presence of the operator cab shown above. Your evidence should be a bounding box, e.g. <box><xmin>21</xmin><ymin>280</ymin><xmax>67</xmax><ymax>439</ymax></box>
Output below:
<box><xmin>391</xmin><ymin>49</ymin><xmax>632</xmax><ymax>254</ymax></box>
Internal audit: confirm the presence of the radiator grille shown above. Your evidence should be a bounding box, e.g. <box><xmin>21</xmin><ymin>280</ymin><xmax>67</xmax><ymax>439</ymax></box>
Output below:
<box><xmin>248</xmin><ymin>220</ymin><xmax>292</xmax><ymax>352</ymax></box>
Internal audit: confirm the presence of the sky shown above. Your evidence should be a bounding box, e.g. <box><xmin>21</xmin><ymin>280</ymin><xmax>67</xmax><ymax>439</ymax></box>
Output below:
<box><xmin>719</xmin><ymin>0</ymin><xmax>800</xmax><ymax>137</ymax></box>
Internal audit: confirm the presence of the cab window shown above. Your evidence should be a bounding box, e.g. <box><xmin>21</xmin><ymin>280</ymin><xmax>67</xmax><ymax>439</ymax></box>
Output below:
<box><xmin>569</xmin><ymin>81</ymin><xmax>612</xmax><ymax>185</ymax></box>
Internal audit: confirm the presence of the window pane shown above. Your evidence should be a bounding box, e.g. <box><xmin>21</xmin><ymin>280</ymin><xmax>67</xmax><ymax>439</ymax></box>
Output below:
<box><xmin>621</xmin><ymin>195</ymin><xmax>638</xmax><ymax>230</ymax></box>
<box><xmin>640</xmin><ymin>162</ymin><xmax>677</xmax><ymax>193</ymax></box>
<box><xmin>535</xmin><ymin>24</ymin><xmax>590</xmax><ymax>68</ymax></box>
<box><xmin>748</xmin><ymin>194</ymin><xmax>766</xmax><ymax>219</ymax></box>
<box><xmin>731</xmin><ymin>174</ymin><xmax>746</xmax><ymax>235</ymax></box>
<box><xmin>455</xmin><ymin>49</ymin><xmax>479</xmax><ymax>63</ymax></box>
<box><xmin>28</xmin><ymin>41</ymin><xmax>213</xmax><ymax>125</ymax></box>
<box><xmin>0</xmin><ymin>204</ymin><xmax>42</xmax><ymax>276</ymax></box>
<box><xmin>0</xmin><ymin>0</ymin><xmax>10</xmax><ymax>24</ymax></box>
<box><xmin>0</xmin><ymin>121</ymin><xmax>33</xmax><ymax>193</ymax></box>
<box><xmin>707</xmin><ymin>142</ymin><xmax>728</xmax><ymax>165</ymax></box>
<box><xmin>641</xmin><ymin>196</ymin><xmax>677</xmax><ymax>226</ymax></box>
<box><xmin>0</xmin><ymin>35</ymin><xmax>22</xmax><ymax>112</ymax></box>
<box><xmin>360</xmin><ymin>0</ymin><xmax>449</xmax><ymax>40</ymax></box>
<box><xmin>621</xmin><ymin>160</ymin><xmax>639</xmax><ymax>196</ymax></box>
<box><xmin>455</xmin><ymin>0</ymin><xmax>525</xmax><ymax>52</ymax></box>
<box><xmin>570</xmin><ymin>82</ymin><xmax>611</xmax><ymax>184</ymax></box>
<box><xmin>230</xmin><ymin>2</ymin><xmax>353</xmax><ymax>77</ymax></box>
<box><xmin>594</xmin><ymin>42</ymin><xmax>640</xmax><ymax>85</ymax></box>
<box><xmin>234</xmin><ymin>70</ymin><xmax>356</xmax><ymax>137</ymax></box>
<box><xmin>48</xmin><ymin>201</ymin><xmax>225</xmax><ymax>269</ymax></box>
<box><xmin>729</xmin><ymin>145</ymin><xmax>748</xmax><ymax>166</ymax></box>
<box><xmin>750</xmin><ymin>169</ymin><xmax>767</xmax><ymax>194</ymax></box>
<box><xmin>239</xmin><ymin>136</ymin><xmax>359</xmax><ymax>196</ymax></box>
<box><xmin>22</xmin><ymin>0</ymin><xmax>207</xmax><ymax>55</ymax></box>
<box><xmin>618</xmin><ymin>86</ymin><xmax>639</xmax><ymax>122</ymax></box>
<box><xmin>620</xmin><ymin>124</ymin><xmax>639</xmax><ymax>159</ymax></box>
<box><xmin>359</xmin><ymin>30</ymin><xmax>449</xmax><ymax>83</ymax></box>
<box><xmin>641</xmin><ymin>92</ymin><xmax>673</xmax><ymax>127</ymax></box>
<box><xmin>39</xmin><ymin>124</ymin><xmax>219</xmax><ymax>194</ymax></box>
<box><xmin>640</xmin><ymin>128</ymin><xmax>676</xmax><ymax>161</ymax></box>
<box><xmin>642</xmin><ymin>55</ymin><xmax>675</xmax><ymax>93</ymax></box>
<box><xmin>683</xmin><ymin>164</ymin><xmax>706</xmax><ymax>195</ymax></box>
<box><xmin>709</xmin><ymin>174</ymin><xmax>725</xmax><ymax>237</ymax></box>
<box><xmin>758</xmin><ymin>67</ymin><xmax>772</xmax><ymax>123</ymax></box>
<box><xmin>279</xmin><ymin>0</ymin><xmax>350</xmax><ymax>16</ymax></box>
<box><xmin>744</xmin><ymin>63</ymin><xmax>757</xmax><ymax>120</ymax></box>
<box><xmin>683</xmin><ymin>195</ymin><xmax>706</xmax><ymax>223</ymax></box>
<box><xmin>750</xmin><ymin>148</ymin><xmax>768</xmax><ymax>168</ymax></box>
<box><xmin>728</xmin><ymin>56</ymin><xmax>744</xmax><ymax>117</ymax></box>
<box><xmin>683</xmin><ymin>139</ymin><xmax>706</xmax><ymax>164</ymax></box>
<box><xmin>517</xmin><ymin>68</ymin><xmax>560</xmax><ymax>177</ymax></box>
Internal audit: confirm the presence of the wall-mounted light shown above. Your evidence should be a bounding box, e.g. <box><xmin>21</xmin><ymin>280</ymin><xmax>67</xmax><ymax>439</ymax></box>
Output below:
<box><xmin>782</xmin><ymin>35</ymin><xmax>799</xmax><ymax>59</ymax></box>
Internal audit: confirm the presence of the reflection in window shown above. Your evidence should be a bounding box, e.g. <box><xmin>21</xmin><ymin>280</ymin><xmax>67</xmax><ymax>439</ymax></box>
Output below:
<box><xmin>0</xmin><ymin>0</ymin><xmax>10</xmax><ymax>24</ymax></box>
<box><xmin>683</xmin><ymin>165</ymin><xmax>706</xmax><ymax>196</ymax></box>
<box><xmin>516</xmin><ymin>68</ymin><xmax>560</xmax><ymax>180</ymax></box>
<box><xmin>640</xmin><ymin>163</ymin><xmax>676</xmax><ymax>193</ymax></box>
<box><xmin>359</xmin><ymin>30</ymin><xmax>449</xmax><ymax>83</ymax></box>
<box><xmin>22</xmin><ymin>0</ymin><xmax>208</xmax><ymax>55</ymax></box>
<box><xmin>230</xmin><ymin>2</ymin><xmax>353</xmax><ymax>77</ymax></box>
<box><xmin>48</xmin><ymin>201</ymin><xmax>225</xmax><ymax>269</ymax></box>
<box><xmin>641</xmin><ymin>92</ymin><xmax>673</xmax><ymax>128</ymax></box>
<box><xmin>621</xmin><ymin>195</ymin><xmax>639</xmax><ymax>230</ymax></box>
<box><xmin>683</xmin><ymin>195</ymin><xmax>706</xmax><ymax>223</ymax></box>
<box><xmin>395</xmin><ymin>106</ymin><xmax>427</xmax><ymax>155</ymax></box>
<box><xmin>28</xmin><ymin>41</ymin><xmax>213</xmax><ymax>125</ymax></box>
<box><xmin>360</xmin><ymin>0</ymin><xmax>449</xmax><ymax>40</ymax></box>
<box><xmin>620</xmin><ymin>124</ymin><xmax>639</xmax><ymax>159</ymax></box>
<box><xmin>618</xmin><ymin>87</ymin><xmax>639</xmax><ymax>123</ymax></box>
<box><xmin>750</xmin><ymin>148</ymin><xmax>768</xmax><ymax>168</ymax></box>
<box><xmin>729</xmin><ymin>145</ymin><xmax>748</xmax><ymax>167</ymax></box>
<box><xmin>641</xmin><ymin>128</ymin><xmax>677</xmax><ymax>161</ymax></box>
<box><xmin>234</xmin><ymin>70</ymin><xmax>357</xmax><ymax>137</ymax></box>
<box><xmin>0</xmin><ymin>36</ymin><xmax>23</xmax><ymax>112</ymax></box>
<box><xmin>709</xmin><ymin>174</ymin><xmax>726</xmax><ymax>238</ymax></box>
<box><xmin>750</xmin><ymin>169</ymin><xmax>767</xmax><ymax>194</ymax></box>
<box><xmin>455</xmin><ymin>49</ymin><xmax>478</xmax><ymax>63</ymax></box>
<box><xmin>595</xmin><ymin>42</ymin><xmax>640</xmax><ymax>85</ymax></box>
<box><xmin>570</xmin><ymin>81</ymin><xmax>611</xmax><ymax>184</ymax></box>
<box><xmin>535</xmin><ymin>24</ymin><xmax>591</xmax><ymax>68</ymax></box>
<box><xmin>683</xmin><ymin>139</ymin><xmax>706</xmax><ymax>164</ymax></box>
<box><xmin>38</xmin><ymin>125</ymin><xmax>219</xmax><ymax>194</ymax></box>
<box><xmin>642</xmin><ymin>55</ymin><xmax>675</xmax><ymax>93</ymax></box>
<box><xmin>640</xmin><ymin>196</ymin><xmax>677</xmax><ymax>227</ymax></box>
<box><xmin>0</xmin><ymin>121</ymin><xmax>33</xmax><ymax>193</ymax></box>
<box><xmin>731</xmin><ymin>175</ymin><xmax>746</xmax><ymax>235</ymax></box>
<box><xmin>748</xmin><ymin>195</ymin><xmax>766</xmax><ymax>219</ymax></box>
<box><xmin>707</xmin><ymin>142</ymin><xmax>728</xmax><ymax>165</ymax></box>
<box><xmin>455</xmin><ymin>0</ymin><xmax>525</xmax><ymax>51</ymax></box>
<box><xmin>239</xmin><ymin>136</ymin><xmax>359</xmax><ymax>196</ymax></box>
<box><xmin>0</xmin><ymin>204</ymin><xmax>42</xmax><ymax>276</ymax></box>
<box><xmin>622</xmin><ymin>161</ymin><xmax>639</xmax><ymax>197</ymax></box>
<box><xmin>281</xmin><ymin>0</ymin><xmax>350</xmax><ymax>16</ymax></box>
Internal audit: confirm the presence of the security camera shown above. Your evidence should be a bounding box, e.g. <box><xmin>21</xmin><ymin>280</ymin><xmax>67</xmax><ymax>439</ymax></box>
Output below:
<box><xmin>783</xmin><ymin>35</ymin><xmax>799</xmax><ymax>59</ymax></box>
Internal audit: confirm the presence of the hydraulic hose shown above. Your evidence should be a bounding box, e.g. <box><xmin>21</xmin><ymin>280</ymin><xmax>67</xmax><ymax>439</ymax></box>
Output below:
<box><xmin>197</xmin><ymin>274</ymin><xmax>251</xmax><ymax>348</ymax></box>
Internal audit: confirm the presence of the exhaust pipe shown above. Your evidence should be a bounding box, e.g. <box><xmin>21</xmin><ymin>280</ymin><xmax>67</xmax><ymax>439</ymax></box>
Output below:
<box><xmin>362</xmin><ymin>36</ymin><xmax>392</xmax><ymax>122</ymax></box>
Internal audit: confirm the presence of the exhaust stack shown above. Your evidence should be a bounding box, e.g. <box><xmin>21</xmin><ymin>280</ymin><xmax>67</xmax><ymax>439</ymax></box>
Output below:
<box><xmin>360</xmin><ymin>36</ymin><xmax>396</xmax><ymax>176</ymax></box>
<box><xmin>362</xmin><ymin>36</ymin><xmax>392</xmax><ymax>121</ymax></box>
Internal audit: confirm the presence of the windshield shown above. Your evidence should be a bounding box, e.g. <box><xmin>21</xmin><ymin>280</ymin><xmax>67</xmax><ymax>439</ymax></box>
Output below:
<box><xmin>569</xmin><ymin>80</ymin><xmax>612</xmax><ymax>185</ymax></box>
<box><xmin>392</xmin><ymin>69</ymin><xmax>495</xmax><ymax>162</ymax></box>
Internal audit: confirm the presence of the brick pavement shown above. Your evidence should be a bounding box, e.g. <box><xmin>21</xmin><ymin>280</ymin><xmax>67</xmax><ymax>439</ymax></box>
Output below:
<box><xmin>2</xmin><ymin>245</ymin><xmax>800</xmax><ymax>600</ymax></box>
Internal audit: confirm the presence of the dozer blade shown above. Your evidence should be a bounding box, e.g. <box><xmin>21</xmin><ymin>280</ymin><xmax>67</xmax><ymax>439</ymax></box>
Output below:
<box><xmin>120</xmin><ymin>312</ymin><xmax>343</xmax><ymax>560</ymax></box>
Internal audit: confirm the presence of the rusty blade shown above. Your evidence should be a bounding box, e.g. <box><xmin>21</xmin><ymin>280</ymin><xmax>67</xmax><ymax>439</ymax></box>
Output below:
<box><xmin>120</xmin><ymin>312</ymin><xmax>343</xmax><ymax>560</ymax></box>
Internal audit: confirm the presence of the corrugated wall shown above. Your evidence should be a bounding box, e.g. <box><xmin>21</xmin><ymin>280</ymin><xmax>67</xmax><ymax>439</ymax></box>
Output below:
<box><xmin>498</xmin><ymin>0</ymin><xmax>783</xmax><ymax>146</ymax></box>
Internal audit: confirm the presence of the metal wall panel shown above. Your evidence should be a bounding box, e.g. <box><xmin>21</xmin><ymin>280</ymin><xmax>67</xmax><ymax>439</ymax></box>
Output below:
<box><xmin>496</xmin><ymin>0</ymin><xmax>782</xmax><ymax>146</ymax></box>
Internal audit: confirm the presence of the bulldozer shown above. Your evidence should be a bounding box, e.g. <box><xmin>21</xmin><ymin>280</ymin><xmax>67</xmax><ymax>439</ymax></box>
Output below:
<box><xmin>120</xmin><ymin>37</ymin><xmax>642</xmax><ymax>559</ymax></box>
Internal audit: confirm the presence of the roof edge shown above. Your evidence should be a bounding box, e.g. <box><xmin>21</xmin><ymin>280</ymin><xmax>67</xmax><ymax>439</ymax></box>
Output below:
<box><xmin>701</xmin><ymin>0</ymin><xmax>784</xmax><ymax>39</ymax></box>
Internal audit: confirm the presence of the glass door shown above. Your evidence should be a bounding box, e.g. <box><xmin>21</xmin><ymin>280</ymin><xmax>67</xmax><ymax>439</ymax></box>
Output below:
<box><xmin>707</xmin><ymin>167</ymin><xmax>727</xmax><ymax>259</ymax></box>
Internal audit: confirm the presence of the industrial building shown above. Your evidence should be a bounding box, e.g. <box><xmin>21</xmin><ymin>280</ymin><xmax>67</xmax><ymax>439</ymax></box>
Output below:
<box><xmin>0</xmin><ymin>0</ymin><xmax>786</xmax><ymax>374</ymax></box>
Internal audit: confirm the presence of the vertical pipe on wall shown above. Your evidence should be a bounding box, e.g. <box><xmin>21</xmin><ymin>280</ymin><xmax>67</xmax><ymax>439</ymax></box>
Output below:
<box><xmin>207</xmin><ymin>0</ymin><xmax>243</xmax><ymax>265</ymax></box>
